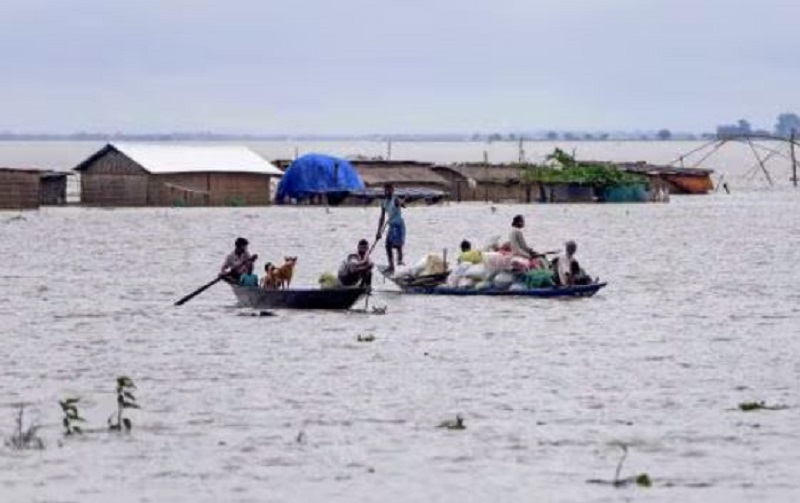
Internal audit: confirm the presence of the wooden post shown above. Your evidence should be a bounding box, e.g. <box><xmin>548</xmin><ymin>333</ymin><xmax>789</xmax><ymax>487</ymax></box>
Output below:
<box><xmin>518</xmin><ymin>137</ymin><xmax>524</xmax><ymax>163</ymax></box>
<box><xmin>387</xmin><ymin>140</ymin><xmax>392</xmax><ymax>161</ymax></box>
<box><xmin>791</xmin><ymin>129</ymin><xmax>798</xmax><ymax>188</ymax></box>
<box><xmin>483</xmin><ymin>150</ymin><xmax>488</xmax><ymax>164</ymax></box>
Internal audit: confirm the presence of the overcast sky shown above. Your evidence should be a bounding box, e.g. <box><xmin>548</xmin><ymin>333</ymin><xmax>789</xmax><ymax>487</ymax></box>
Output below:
<box><xmin>1</xmin><ymin>0</ymin><xmax>798</xmax><ymax>134</ymax></box>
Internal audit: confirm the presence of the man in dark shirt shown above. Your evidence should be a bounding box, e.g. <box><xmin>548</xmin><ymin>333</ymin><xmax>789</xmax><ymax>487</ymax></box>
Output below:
<box><xmin>338</xmin><ymin>239</ymin><xmax>374</xmax><ymax>287</ymax></box>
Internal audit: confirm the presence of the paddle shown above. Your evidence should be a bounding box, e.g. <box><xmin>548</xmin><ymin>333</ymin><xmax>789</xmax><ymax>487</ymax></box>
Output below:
<box><xmin>174</xmin><ymin>255</ymin><xmax>257</xmax><ymax>306</ymax></box>
<box><xmin>360</xmin><ymin>221</ymin><xmax>389</xmax><ymax>310</ymax></box>
<box><xmin>174</xmin><ymin>276</ymin><xmax>225</xmax><ymax>306</ymax></box>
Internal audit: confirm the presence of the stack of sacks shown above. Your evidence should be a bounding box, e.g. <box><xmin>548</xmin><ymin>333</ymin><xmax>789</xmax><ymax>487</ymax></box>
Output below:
<box><xmin>394</xmin><ymin>254</ymin><xmax>446</xmax><ymax>280</ymax></box>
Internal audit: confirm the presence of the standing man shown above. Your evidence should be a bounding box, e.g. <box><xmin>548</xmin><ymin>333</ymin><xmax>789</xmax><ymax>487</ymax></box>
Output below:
<box><xmin>376</xmin><ymin>183</ymin><xmax>405</xmax><ymax>273</ymax></box>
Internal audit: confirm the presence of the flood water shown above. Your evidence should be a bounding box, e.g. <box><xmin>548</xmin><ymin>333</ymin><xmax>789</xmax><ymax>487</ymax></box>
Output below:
<box><xmin>1</xmin><ymin>187</ymin><xmax>799</xmax><ymax>502</ymax></box>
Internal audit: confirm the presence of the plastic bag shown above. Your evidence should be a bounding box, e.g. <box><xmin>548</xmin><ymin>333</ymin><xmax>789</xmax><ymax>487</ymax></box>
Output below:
<box><xmin>318</xmin><ymin>272</ymin><xmax>338</xmax><ymax>289</ymax></box>
<box><xmin>492</xmin><ymin>271</ymin><xmax>515</xmax><ymax>290</ymax></box>
<box><xmin>463</xmin><ymin>263</ymin><xmax>487</xmax><ymax>280</ymax></box>
<box><xmin>525</xmin><ymin>269</ymin><xmax>555</xmax><ymax>288</ymax></box>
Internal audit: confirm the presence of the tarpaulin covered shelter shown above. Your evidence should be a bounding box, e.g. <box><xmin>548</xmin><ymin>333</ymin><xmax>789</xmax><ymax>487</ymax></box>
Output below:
<box><xmin>275</xmin><ymin>154</ymin><xmax>364</xmax><ymax>204</ymax></box>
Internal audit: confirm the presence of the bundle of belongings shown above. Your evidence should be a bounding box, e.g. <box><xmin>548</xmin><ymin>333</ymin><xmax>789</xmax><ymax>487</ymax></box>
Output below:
<box><xmin>386</xmin><ymin>254</ymin><xmax>449</xmax><ymax>288</ymax></box>
<box><xmin>447</xmin><ymin>242</ymin><xmax>555</xmax><ymax>291</ymax></box>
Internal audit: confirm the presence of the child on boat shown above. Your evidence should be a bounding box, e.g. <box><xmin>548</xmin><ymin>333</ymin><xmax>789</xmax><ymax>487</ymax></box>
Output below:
<box><xmin>239</xmin><ymin>262</ymin><xmax>259</xmax><ymax>287</ymax></box>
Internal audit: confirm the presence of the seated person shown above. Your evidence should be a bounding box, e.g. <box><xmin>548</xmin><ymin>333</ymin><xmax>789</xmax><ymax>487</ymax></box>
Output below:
<box><xmin>338</xmin><ymin>239</ymin><xmax>374</xmax><ymax>287</ymax></box>
<box><xmin>457</xmin><ymin>240</ymin><xmax>482</xmax><ymax>264</ymax></box>
<box><xmin>260</xmin><ymin>262</ymin><xmax>277</xmax><ymax>289</ymax></box>
<box><xmin>239</xmin><ymin>263</ymin><xmax>260</xmax><ymax>287</ymax></box>
<box><xmin>555</xmin><ymin>240</ymin><xmax>591</xmax><ymax>286</ymax></box>
<box><xmin>220</xmin><ymin>237</ymin><xmax>258</xmax><ymax>282</ymax></box>
<box><xmin>509</xmin><ymin>214</ymin><xmax>538</xmax><ymax>259</ymax></box>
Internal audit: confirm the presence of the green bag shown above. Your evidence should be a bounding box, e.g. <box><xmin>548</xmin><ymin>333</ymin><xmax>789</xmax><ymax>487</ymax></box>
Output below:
<box><xmin>525</xmin><ymin>269</ymin><xmax>555</xmax><ymax>288</ymax></box>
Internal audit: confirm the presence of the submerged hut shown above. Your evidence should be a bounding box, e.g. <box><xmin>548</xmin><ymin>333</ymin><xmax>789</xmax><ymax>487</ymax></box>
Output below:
<box><xmin>350</xmin><ymin>160</ymin><xmax>450</xmax><ymax>204</ymax></box>
<box><xmin>39</xmin><ymin>171</ymin><xmax>70</xmax><ymax>205</ymax></box>
<box><xmin>432</xmin><ymin>164</ymin><xmax>530</xmax><ymax>202</ymax></box>
<box><xmin>73</xmin><ymin>143</ymin><xmax>283</xmax><ymax>207</ymax></box>
<box><xmin>0</xmin><ymin>167</ymin><xmax>41</xmax><ymax>210</ymax></box>
<box><xmin>275</xmin><ymin>154</ymin><xmax>364</xmax><ymax>204</ymax></box>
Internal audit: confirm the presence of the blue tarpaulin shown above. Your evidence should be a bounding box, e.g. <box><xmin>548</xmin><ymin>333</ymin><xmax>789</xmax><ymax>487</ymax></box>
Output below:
<box><xmin>275</xmin><ymin>154</ymin><xmax>364</xmax><ymax>203</ymax></box>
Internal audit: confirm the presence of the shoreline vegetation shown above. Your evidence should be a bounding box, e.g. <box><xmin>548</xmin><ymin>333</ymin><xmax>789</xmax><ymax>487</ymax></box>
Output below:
<box><xmin>0</xmin><ymin>132</ymin><xmax>717</xmax><ymax>142</ymax></box>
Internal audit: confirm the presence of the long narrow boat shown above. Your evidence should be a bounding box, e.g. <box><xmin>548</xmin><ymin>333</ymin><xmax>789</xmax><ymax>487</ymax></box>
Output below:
<box><xmin>378</xmin><ymin>266</ymin><xmax>606</xmax><ymax>298</ymax></box>
<box><xmin>401</xmin><ymin>282</ymin><xmax>607</xmax><ymax>298</ymax></box>
<box><xmin>228</xmin><ymin>282</ymin><xmax>367</xmax><ymax>310</ymax></box>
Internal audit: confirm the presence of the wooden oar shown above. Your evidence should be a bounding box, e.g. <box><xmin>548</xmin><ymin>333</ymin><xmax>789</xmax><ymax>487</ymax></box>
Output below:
<box><xmin>174</xmin><ymin>276</ymin><xmax>225</xmax><ymax>306</ymax></box>
<box><xmin>175</xmin><ymin>255</ymin><xmax>257</xmax><ymax>306</ymax></box>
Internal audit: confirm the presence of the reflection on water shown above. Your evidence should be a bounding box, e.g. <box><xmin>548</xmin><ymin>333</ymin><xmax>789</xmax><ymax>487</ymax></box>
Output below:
<box><xmin>0</xmin><ymin>193</ymin><xmax>799</xmax><ymax>502</ymax></box>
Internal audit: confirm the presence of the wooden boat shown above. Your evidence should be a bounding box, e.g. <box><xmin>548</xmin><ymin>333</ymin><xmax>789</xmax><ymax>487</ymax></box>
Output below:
<box><xmin>378</xmin><ymin>266</ymin><xmax>606</xmax><ymax>298</ymax></box>
<box><xmin>228</xmin><ymin>282</ymin><xmax>367</xmax><ymax>310</ymax></box>
<box><xmin>401</xmin><ymin>282</ymin><xmax>607</xmax><ymax>298</ymax></box>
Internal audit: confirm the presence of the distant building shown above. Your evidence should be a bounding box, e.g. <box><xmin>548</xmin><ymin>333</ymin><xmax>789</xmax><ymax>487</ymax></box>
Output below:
<box><xmin>716</xmin><ymin>119</ymin><xmax>752</xmax><ymax>138</ymax></box>
<box><xmin>73</xmin><ymin>143</ymin><xmax>283</xmax><ymax>206</ymax></box>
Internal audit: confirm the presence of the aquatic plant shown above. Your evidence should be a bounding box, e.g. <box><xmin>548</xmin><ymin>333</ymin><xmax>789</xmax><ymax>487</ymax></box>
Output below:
<box><xmin>587</xmin><ymin>443</ymin><xmax>651</xmax><ymax>488</ymax></box>
<box><xmin>5</xmin><ymin>404</ymin><xmax>44</xmax><ymax>450</ymax></box>
<box><xmin>519</xmin><ymin>148</ymin><xmax>645</xmax><ymax>187</ymax></box>
<box><xmin>108</xmin><ymin>376</ymin><xmax>139</xmax><ymax>432</ymax></box>
<box><xmin>739</xmin><ymin>401</ymin><xmax>788</xmax><ymax>411</ymax></box>
<box><xmin>59</xmin><ymin>398</ymin><xmax>85</xmax><ymax>435</ymax></box>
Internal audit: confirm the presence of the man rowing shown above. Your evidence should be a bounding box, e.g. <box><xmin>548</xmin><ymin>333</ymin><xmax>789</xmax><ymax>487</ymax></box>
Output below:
<box><xmin>338</xmin><ymin>239</ymin><xmax>374</xmax><ymax>287</ymax></box>
<box><xmin>220</xmin><ymin>237</ymin><xmax>258</xmax><ymax>282</ymax></box>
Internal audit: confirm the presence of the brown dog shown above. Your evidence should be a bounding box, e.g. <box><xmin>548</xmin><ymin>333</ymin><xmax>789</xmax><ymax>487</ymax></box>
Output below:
<box><xmin>272</xmin><ymin>256</ymin><xmax>298</xmax><ymax>289</ymax></box>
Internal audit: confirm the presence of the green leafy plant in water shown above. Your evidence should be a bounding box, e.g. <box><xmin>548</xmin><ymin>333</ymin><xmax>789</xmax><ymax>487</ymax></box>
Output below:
<box><xmin>5</xmin><ymin>403</ymin><xmax>44</xmax><ymax>450</ymax></box>
<box><xmin>59</xmin><ymin>398</ymin><xmax>85</xmax><ymax>435</ymax></box>
<box><xmin>519</xmin><ymin>148</ymin><xmax>646</xmax><ymax>188</ymax></box>
<box><xmin>739</xmin><ymin>401</ymin><xmax>788</xmax><ymax>411</ymax></box>
<box><xmin>109</xmin><ymin>376</ymin><xmax>139</xmax><ymax>432</ymax></box>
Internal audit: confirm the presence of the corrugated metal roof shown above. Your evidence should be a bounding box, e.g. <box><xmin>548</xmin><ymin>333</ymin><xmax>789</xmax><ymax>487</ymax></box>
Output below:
<box><xmin>103</xmin><ymin>143</ymin><xmax>283</xmax><ymax>176</ymax></box>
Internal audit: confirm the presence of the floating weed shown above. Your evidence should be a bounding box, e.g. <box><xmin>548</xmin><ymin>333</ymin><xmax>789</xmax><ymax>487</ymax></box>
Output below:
<box><xmin>5</xmin><ymin>404</ymin><xmax>44</xmax><ymax>450</ymax></box>
<box><xmin>59</xmin><ymin>398</ymin><xmax>85</xmax><ymax>435</ymax></box>
<box><xmin>357</xmin><ymin>334</ymin><xmax>376</xmax><ymax>342</ymax></box>
<box><xmin>587</xmin><ymin>443</ymin><xmax>651</xmax><ymax>488</ymax></box>
<box><xmin>370</xmin><ymin>306</ymin><xmax>387</xmax><ymax>315</ymax></box>
<box><xmin>739</xmin><ymin>401</ymin><xmax>788</xmax><ymax>412</ymax></box>
<box><xmin>437</xmin><ymin>414</ymin><xmax>466</xmax><ymax>430</ymax></box>
<box><xmin>108</xmin><ymin>376</ymin><xmax>140</xmax><ymax>432</ymax></box>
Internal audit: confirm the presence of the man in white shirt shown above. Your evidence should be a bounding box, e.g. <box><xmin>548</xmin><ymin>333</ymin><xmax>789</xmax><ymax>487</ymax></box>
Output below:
<box><xmin>556</xmin><ymin>240</ymin><xmax>590</xmax><ymax>286</ymax></box>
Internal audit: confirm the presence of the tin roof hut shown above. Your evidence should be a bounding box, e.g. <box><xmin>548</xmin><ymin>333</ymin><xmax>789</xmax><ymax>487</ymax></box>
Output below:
<box><xmin>73</xmin><ymin>143</ymin><xmax>283</xmax><ymax>206</ymax></box>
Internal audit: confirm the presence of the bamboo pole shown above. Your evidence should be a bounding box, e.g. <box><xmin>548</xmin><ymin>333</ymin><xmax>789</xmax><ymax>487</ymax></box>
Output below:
<box><xmin>791</xmin><ymin>129</ymin><xmax>798</xmax><ymax>188</ymax></box>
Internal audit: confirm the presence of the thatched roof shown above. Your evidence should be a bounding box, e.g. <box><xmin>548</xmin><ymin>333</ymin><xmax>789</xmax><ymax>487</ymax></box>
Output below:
<box><xmin>433</xmin><ymin>164</ymin><xmax>523</xmax><ymax>183</ymax></box>
<box><xmin>356</xmin><ymin>165</ymin><xmax>450</xmax><ymax>187</ymax></box>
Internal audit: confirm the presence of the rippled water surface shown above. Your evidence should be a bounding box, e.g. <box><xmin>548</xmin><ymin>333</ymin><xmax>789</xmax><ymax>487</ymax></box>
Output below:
<box><xmin>1</xmin><ymin>192</ymin><xmax>799</xmax><ymax>502</ymax></box>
